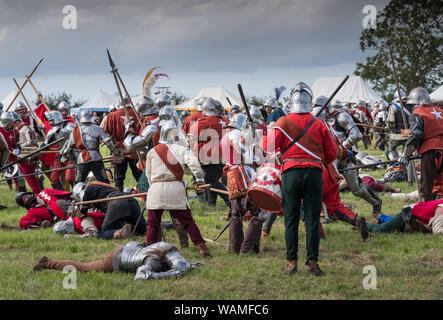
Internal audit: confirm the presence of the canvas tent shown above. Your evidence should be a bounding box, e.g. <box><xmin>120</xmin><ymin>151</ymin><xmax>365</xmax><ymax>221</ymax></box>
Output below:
<box><xmin>1</xmin><ymin>89</ymin><xmax>28</xmax><ymax>111</ymax></box>
<box><xmin>430</xmin><ymin>85</ymin><xmax>443</xmax><ymax>104</ymax></box>
<box><xmin>72</xmin><ymin>90</ymin><xmax>119</xmax><ymax>114</ymax></box>
<box><xmin>311</xmin><ymin>76</ymin><xmax>384</xmax><ymax>104</ymax></box>
<box><xmin>175</xmin><ymin>86</ymin><xmax>243</xmax><ymax>111</ymax></box>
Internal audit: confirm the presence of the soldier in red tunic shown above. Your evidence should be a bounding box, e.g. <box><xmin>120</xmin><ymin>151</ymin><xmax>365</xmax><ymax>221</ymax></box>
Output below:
<box><xmin>399</xmin><ymin>87</ymin><xmax>443</xmax><ymax>201</ymax></box>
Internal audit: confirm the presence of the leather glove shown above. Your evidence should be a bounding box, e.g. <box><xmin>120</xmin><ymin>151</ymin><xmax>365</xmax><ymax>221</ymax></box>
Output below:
<box><xmin>194</xmin><ymin>181</ymin><xmax>207</xmax><ymax>195</ymax></box>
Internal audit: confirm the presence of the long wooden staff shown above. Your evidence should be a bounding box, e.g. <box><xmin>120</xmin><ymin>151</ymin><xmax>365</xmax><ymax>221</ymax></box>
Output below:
<box><xmin>106</xmin><ymin>49</ymin><xmax>144</xmax><ymax>169</ymax></box>
<box><xmin>6</xmin><ymin>58</ymin><xmax>43</xmax><ymax>111</ymax></box>
<box><xmin>75</xmin><ymin>184</ymin><xmax>213</xmax><ymax>206</ymax></box>
<box><xmin>26</xmin><ymin>77</ymin><xmax>50</xmax><ymax>112</ymax></box>
<box><xmin>388</xmin><ymin>42</ymin><xmax>421</xmax><ymax>198</ymax></box>
<box><xmin>341</xmin><ymin>156</ymin><xmax>420</xmax><ymax>171</ymax></box>
<box><xmin>12</xmin><ymin>78</ymin><xmax>45</xmax><ymax>132</ymax></box>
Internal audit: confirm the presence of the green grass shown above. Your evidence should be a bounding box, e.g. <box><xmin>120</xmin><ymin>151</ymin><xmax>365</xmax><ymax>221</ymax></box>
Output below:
<box><xmin>0</xmin><ymin>142</ymin><xmax>442</xmax><ymax>300</ymax></box>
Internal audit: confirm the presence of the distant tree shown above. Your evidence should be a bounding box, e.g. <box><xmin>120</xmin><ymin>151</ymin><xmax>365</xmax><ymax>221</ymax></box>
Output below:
<box><xmin>247</xmin><ymin>96</ymin><xmax>266</xmax><ymax>107</ymax></box>
<box><xmin>43</xmin><ymin>91</ymin><xmax>87</xmax><ymax>110</ymax></box>
<box><xmin>170</xmin><ymin>91</ymin><xmax>189</xmax><ymax>106</ymax></box>
<box><xmin>354</xmin><ymin>0</ymin><xmax>443</xmax><ymax>101</ymax></box>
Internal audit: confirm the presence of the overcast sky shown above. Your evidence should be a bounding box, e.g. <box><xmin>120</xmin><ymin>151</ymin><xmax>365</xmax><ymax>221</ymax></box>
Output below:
<box><xmin>0</xmin><ymin>0</ymin><xmax>390</xmax><ymax>103</ymax></box>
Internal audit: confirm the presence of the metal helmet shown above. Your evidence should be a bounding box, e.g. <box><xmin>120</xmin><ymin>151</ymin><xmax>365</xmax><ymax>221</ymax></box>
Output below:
<box><xmin>228</xmin><ymin>113</ymin><xmax>248</xmax><ymax>130</ymax></box>
<box><xmin>57</xmin><ymin>101</ymin><xmax>70</xmax><ymax>112</ymax></box>
<box><xmin>72</xmin><ymin>182</ymin><xmax>86</xmax><ymax>202</ymax></box>
<box><xmin>202</xmin><ymin>97</ymin><xmax>219</xmax><ymax>116</ymax></box>
<box><xmin>137</xmin><ymin>97</ymin><xmax>156</xmax><ymax>116</ymax></box>
<box><xmin>158</xmin><ymin>105</ymin><xmax>179</xmax><ymax>127</ymax></box>
<box><xmin>15</xmin><ymin>192</ymin><xmax>36</xmax><ymax>209</ymax></box>
<box><xmin>45</xmin><ymin>111</ymin><xmax>65</xmax><ymax>127</ymax></box>
<box><xmin>407</xmin><ymin>87</ymin><xmax>432</xmax><ymax>106</ymax></box>
<box><xmin>328</xmin><ymin>99</ymin><xmax>343</xmax><ymax>114</ymax></box>
<box><xmin>394</xmin><ymin>89</ymin><xmax>406</xmax><ymax>102</ymax></box>
<box><xmin>264</xmin><ymin>98</ymin><xmax>279</xmax><ymax>109</ymax></box>
<box><xmin>15</xmin><ymin>101</ymin><xmax>27</xmax><ymax>112</ymax></box>
<box><xmin>159</xmin><ymin>108</ymin><xmax>180</xmax><ymax>144</ymax></box>
<box><xmin>179</xmin><ymin>110</ymin><xmax>190</xmax><ymax>122</ymax></box>
<box><xmin>0</xmin><ymin>112</ymin><xmax>16</xmax><ymax>128</ymax></box>
<box><xmin>356</xmin><ymin>100</ymin><xmax>366</xmax><ymax>107</ymax></box>
<box><xmin>109</xmin><ymin>104</ymin><xmax>118</xmax><ymax>112</ymax></box>
<box><xmin>231</xmin><ymin>105</ymin><xmax>240</xmax><ymax>113</ymax></box>
<box><xmin>250</xmin><ymin>105</ymin><xmax>263</xmax><ymax>123</ymax></box>
<box><xmin>380</xmin><ymin>101</ymin><xmax>388</xmax><ymax>111</ymax></box>
<box><xmin>312</xmin><ymin>106</ymin><xmax>327</xmax><ymax>122</ymax></box>
<box><xmin>79</xmin><ymin>109</ymin><xmax>93</xmax><ymax>123</ymax></box>
<box><xmin>194</xmin><ymin>97</ymin><xmax>207</xmax><ymax>112</ymax></box>
<box><xmin>214</xmin><ymin>100</ymin><xmax>224</xmax><ymax>116</ymax></box>
<box><xmin>154</xmin><ymin>94</ymin><xmax>171</xmax><ymax>111</ymax></box>
<box><xmin>11</xmin><ymin>112</ymin><xmax>21</xmax><ymax>123</ymax></box>
<box><xmin>313</xmin><ymin>95</ymin><xmax>328</xmax><ymax>107</ymax></box>
<box><xmin>289</xmin><ymin>82</ymin><xmax>313</xmax><ymax>114</ymax></box>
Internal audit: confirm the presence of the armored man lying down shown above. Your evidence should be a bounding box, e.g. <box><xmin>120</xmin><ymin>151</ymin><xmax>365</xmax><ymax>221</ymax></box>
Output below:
<box><xmin>33</xmin><ymin>241</ymin><xmax>199</xmax><ymax>280</ymax></box>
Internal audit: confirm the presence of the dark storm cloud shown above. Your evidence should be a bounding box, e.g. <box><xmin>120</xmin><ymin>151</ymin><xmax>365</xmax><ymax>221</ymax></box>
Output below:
<box><xmin>0</xmin><ymin>0</ymin><xmax>389</xmax><ymax>79</ymax></box>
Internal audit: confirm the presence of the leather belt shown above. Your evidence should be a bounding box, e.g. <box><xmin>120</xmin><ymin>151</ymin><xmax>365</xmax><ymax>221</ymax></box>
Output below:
<box><xmin>283</xmin><ymin>158</ymin><xmax>322</xmax><ymax>164</ymax></box>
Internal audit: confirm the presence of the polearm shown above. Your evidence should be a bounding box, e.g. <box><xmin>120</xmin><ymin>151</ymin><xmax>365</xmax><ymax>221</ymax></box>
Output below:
<box><xmin>106</xmin><ymin>49</ymin><xmax>144</xmax><ymax>169</ymax></box>
<box><xmin>314</xmin><ymin>75</ymin><xmax>350</xmax><ymax>118</ymax></box>
<box><xmin>0</xmin><ymin>137</ymin><xmax>64</xmax><ymax>172</ymax></box>
<box><xmin>226</xmin><ymin>97</ymin><xmax>232</xmax><ymax>107</ymax></box>
<box><xmin>341</xmin><ymin>156</ymin><xmax>420</xmax><ymax>171</ymax></box>
<box><xmin>6</xmin><ymin>58</ymin><xmax>43</xmax><ymax>111</ymax></box>
<box><xmin>388</xmin><ymin>42</ymin><xmax>421</xmax><ymax>198</ymax></box>
<box><xmin>74</xmin><ymin>184</ymin><xmax>217</xmax><ymax>206</ymax></box>
<box><xmin>26</xmin><ymin>76</ymin><xmax>51</xmax><ymax>112</ymax></box>
<box><xmin>356</xmin><ymin>123</ymin><xmax>391</xmax><ymax>131</ymax></box>
<box><xmin>12</xmin><ymin>78</ymin><xmax>45</xmax><ymax>133</ymax></box>
<box><xmin>0</xmin><ymin>160</ymin><xmax>115</xmax><ymax>182</ymax></box>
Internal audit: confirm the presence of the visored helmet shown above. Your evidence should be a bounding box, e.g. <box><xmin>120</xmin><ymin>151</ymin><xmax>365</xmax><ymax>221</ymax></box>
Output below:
<box><xmin>44</xmin><ymin>111</ymin><xmax>65</xmax><ymax>127</ymax></box>
<box><xmin>289</xmin><ymin>82</ymin><xmax>313</xmax><ymax>114</ymax></box>
<box><xmin>154</xmin><ymin>94</ymin><xmax>171</xmax><ymax>111</ymax></box>
<box><xmin>137</xmin><ymin>98</ymin><xmax>156</xmax><ymax>116</ymax></box>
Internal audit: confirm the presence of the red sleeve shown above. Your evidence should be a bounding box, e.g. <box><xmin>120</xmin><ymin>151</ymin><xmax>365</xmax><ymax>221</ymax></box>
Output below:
<box><xmin>19</xmin><ymin>207</ymin><xmax>53</xmax><ymax>229</ymax></box>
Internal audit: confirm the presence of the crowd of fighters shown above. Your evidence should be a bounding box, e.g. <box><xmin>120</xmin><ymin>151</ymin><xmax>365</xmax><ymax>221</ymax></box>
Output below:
<box><xmin>1</xmin><ymin>81</ymin><xmax>442</xmax><ymax>279</ymax></box>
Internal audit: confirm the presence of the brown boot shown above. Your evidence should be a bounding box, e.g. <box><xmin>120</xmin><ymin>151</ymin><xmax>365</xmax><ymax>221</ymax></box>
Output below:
<box><xmin>33</xmin><ymin>256</ymin><xmax>49</xmax><ymax>271</ymax></box>
<box><xmin>307</xmin><ymin>260</ymin><xmax>324</xmax><ymax>276</ymax></box>
<box><xmin>113</xmin><ymin>224</ymin><xmax>132</xmax><ymax>239</ymax></box>
<box><xmin>355</xmin><ymin>215</ymin><xmax>369</xmax><ymax>241</ymax></box>
<box><xmin>196</xmin><ymin>242</ymin><xmax>212</xmax><ymax>258</ymax></box>
<box><xmin>261</xmin><ymin>230</ymin><xmax>269</xmax><ymax>239</ymax></box>
<box><xmin>285</xmin><ymin>260</ymin><xmax>297</xmax><ymax>275</ymax></box>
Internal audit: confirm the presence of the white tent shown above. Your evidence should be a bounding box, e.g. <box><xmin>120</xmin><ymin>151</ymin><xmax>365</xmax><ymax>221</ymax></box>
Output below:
<box><xmin>1</xmin><ymin>89</ymin><xmax>28</xmax><ymax>111</ymax></box>
<box><xmin>430</xmin><ymin>85</ymin><xmax>443</xmax><ymax>104</ymax></box>
<box><xmin>311</xmin><ymin>76</ymin><xmax>384</xmax><ymax>104</ymax></box>
<box><xmin>74</xmin><ymin>90</ymin><xmax>119</xmax><ymax>113</ymax></box>
<box><xmin>175</xmin><ymin>86</ymin><xmax>243</xmax><ymax>111</ymax></box>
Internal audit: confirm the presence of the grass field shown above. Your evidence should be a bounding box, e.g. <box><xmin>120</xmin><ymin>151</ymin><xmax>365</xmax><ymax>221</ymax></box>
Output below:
<box><xmin>0</xmin><ymin>143</ymin><xmax>442</xmax><ymax>300</ymax></box>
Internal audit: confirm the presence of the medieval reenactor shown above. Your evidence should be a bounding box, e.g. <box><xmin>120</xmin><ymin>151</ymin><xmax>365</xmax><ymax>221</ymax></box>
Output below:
<box><xmin>60</xmin><ymin>109</ymin><xmax>119</xmax><ymax>184</ymax></box>
<box><xmin>72</xmin><ymin>181</ymin><xmax>147</xmax><ymax>240</ymax></box>
<box><xmin>399</xmin><ymin>87</ymin><xmax>443</xmax><ymax>201</ymax></box>
<box><xmin>33</xmin><ymin>241</ymin><xmax>199</xmax><ymax>280</ymax></box>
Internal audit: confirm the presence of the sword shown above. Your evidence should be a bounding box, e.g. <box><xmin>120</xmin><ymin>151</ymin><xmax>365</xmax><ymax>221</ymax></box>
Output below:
<box><xmin>213</xmin><ymin>220</ymin><xmax>231</xmax><ymax>242</ymax></box>
<box><xmin>341</xmin><ymin>156</ymin><xmax>420</xmax><ymax>171</ymax></box>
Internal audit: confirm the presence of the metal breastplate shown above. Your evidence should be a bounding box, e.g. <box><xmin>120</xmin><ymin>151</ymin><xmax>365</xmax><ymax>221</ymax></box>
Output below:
<box><xmin>80</xmin><ymin>124</ymin><xmax>102</xmax><ymax>150</ymax></box>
